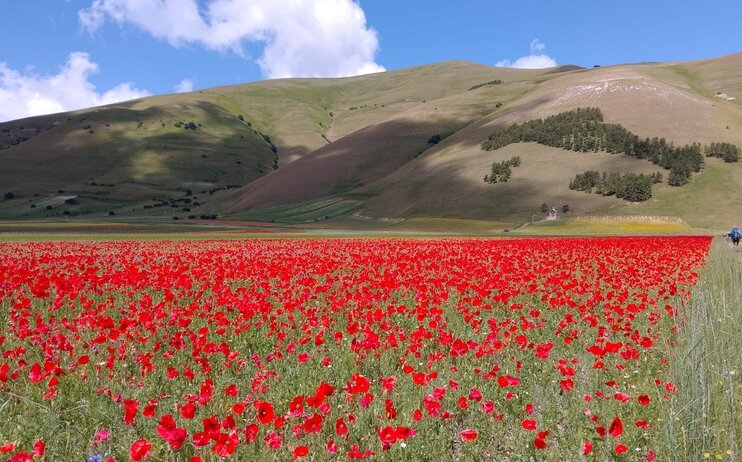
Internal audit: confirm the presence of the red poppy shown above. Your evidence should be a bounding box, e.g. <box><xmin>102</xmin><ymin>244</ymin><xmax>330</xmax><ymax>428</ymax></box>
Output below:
<box><xmin>156</xmin><ymin>414</ymin><xmax>188</xmax><ymax>449</ymax></box>
<box><xmin>123</xmin><ymin>399</ymin><xmax>138</xmax><ymax>425</ymax></box>
<box><xmin>224</xmin><ymin>384</ymin><xmax>238</xmax><ymax>396</ymax></box>
<box><xmin>129</xmin><ymin>439</ymin><xmax>152</xmax><ymax>461</ymax></box>
<box><xmin>521</xmin><ymin>419</ymin><xmax>537</xmax><ymax>431</ymax></box>
<box><xmin>460</xmin><ymin>429</ymin><xmax>477</xmax><ymax>441</ymax></box>
<box><xmin>254</xmin><ymin>400</ymin><xmax>274</xmax><ymax>425</ymax></box>
<box><xmin>244</xmin><ymin>423</ymin><xmax>259</xmax><ymax>443</ymax></box>
<box><xmin>336</xmin><ymin>417</ymin><xmax>348</xmax><ymax>436</ymax></box>
<box><xmin>293</xmin><ymin>445</ymin><xmax>309</xmax><ymax>459</ymax></box>
<box><xmin>303</xmin><ymin>414</ymin><xmax>323</xmax><ymax>433</ymax></box>
<box><xmin>609</xmin><ymin>417</ymin><xmax>623</xmax><ymax>437</ymax></box>
<box><xmin>33</xmin><ymin>440</ymin><xmax>45</xmax><ymax>457</ymax></box>
<box><xmin>181</xmin><ymin>402</ymin><xmax>197</xmax><ymax>419</ymax></box>
<box><xmin>211</xmin><ymin>432</ymin><xmax>239</xmax><ymax>457</ymax></box>
<box><xmin>346</xmin><ymin>373</ymin><xmax>370</xmax><ymax>394</ymax></box>
<box><xmin>635</xmin><ymin>420</ymin><xmax>650</xmax><ymax>429</ymax></box>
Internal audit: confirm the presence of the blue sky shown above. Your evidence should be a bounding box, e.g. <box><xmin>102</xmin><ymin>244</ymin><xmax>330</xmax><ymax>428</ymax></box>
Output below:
<box><xmin>1</xmin><ymin>0</ymin><xmax>741</xmax><ymax>122</ymax></box>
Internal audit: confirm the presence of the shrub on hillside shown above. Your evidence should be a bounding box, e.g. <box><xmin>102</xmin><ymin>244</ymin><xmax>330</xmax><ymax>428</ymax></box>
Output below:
<box><xmin>484</xmin><ymin>156</ymin><xmax>522</xmax><ymax>184</ymax></box>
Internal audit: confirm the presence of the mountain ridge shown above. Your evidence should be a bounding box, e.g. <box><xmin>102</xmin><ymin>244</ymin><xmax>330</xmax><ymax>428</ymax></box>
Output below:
<box><xmin>2</xmin><ymin>53</ymin><xmax>741</xmax><ymax>230</ymax></box>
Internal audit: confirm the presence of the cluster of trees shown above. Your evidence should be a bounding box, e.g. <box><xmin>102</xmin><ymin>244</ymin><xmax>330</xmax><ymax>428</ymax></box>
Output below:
<box><xmin>705</xmin><ymin>142</ymin><xmax>739</xmax><ymax>162</ymax></box>
<box><xmin>480</xmin><ymin>108</ymin><xmax>739</xmax><ymax>186</ymax></box>
<box><xmin>174</xmin><ymin>121</ymin><xmax>198</xmax><ymax>130</ymax></box>
<box><xmin>468</xmin><ymin>79</ymin><xmax>504</xmax><ymax>91</ymax></box>
<box><xmin>484</xmin><ymin>156</ymin><xmax>521</xmax><ymax>183</ymax></box>
<box><xmin>569</xmin><ymin>170</ymin><xmax>662</xmax><ymax>202</ymax></box>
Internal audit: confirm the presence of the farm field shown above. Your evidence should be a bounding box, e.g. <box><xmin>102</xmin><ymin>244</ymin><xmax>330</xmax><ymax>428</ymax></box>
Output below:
<box><xmin>0</xmin><ymin>236</ymin><xmax>738</xmax><ymax>461</ymax></box>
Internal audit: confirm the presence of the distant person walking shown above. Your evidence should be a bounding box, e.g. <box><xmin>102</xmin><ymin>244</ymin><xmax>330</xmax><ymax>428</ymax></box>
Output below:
<box><xmin>727</xmin><ymin>226</ymin><xmax>741</xmax><ymax>246</ymax></box>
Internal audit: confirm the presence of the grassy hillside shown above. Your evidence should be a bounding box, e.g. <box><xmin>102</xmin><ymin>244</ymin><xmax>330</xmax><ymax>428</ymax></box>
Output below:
<box><xmin>2</xmin><ymin>53</ymin><xmax>742</xmax><ymax>230</ymax></box>
<box><xmin>228</xmin><ymin>54</ymin><xmax>742</xmax><ymax>230</ymax></box>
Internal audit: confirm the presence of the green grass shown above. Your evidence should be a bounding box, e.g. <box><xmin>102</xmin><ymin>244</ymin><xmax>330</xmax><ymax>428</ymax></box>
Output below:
<box><xmin>603</xmin><ymin>161</ymin><xmax>742</xmax><ymax>230</ymax></box>
<box><xmin>231</xmin><ymin>198</ymin><xmax>362</xmax><ymax>223</ymax></box>
<box><xmin>667</xmin><ymin>65</ymin><xmax>706</xmax><ymax>95</ymax></box>
<box><xmin>521</xmin><ymin>216</ymin><xmax>700</xmax><ymax>236</ymax></box>
<box><xmin>661</xmin><ymin>238</ymin><xmax>742</xmax><ymax>461</ymax></box>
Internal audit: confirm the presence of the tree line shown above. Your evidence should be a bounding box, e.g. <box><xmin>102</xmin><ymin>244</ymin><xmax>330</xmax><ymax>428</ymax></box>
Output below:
<box><xmin>468</xmin><ymin>80</ymin><xmax>504</xmax><ymax>91</ymax></box>
<box><xmin>569</xmin><ymin>171</ymin><xmax>663</xmax><ymax>202</ymax></box>
<box><xmin>481</xmin><ymin>108</ymin><xmax>739</xmax><ymax>187</ymax></box>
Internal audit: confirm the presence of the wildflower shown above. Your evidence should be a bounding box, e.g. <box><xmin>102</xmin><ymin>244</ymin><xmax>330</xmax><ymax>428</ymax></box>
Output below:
<box><xmin>129</xmin><ymin>439</ymin><xmax>152</xmax><ymax>461</ymax></box>
<box><xmin>460</xmin><ymin>429</ymin><xmax>477</xmax><ymax>441</ymax></box>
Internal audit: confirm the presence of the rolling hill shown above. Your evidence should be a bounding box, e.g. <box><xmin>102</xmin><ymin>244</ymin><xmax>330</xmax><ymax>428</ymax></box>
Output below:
<box><xmin>1</xmin><ymin>53</ymin><xmax>741</xmax><ymax>231</ymax></box>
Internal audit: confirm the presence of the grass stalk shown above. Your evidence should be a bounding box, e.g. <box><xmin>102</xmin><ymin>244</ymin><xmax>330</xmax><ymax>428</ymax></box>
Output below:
<box><xmin>662</xmin><ymin>238</ymin><xmax>741</xmax><ymax>461</ymax></box>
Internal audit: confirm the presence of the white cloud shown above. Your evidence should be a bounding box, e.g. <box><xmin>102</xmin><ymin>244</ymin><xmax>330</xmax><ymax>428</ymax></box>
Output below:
<box><xmin>0</xmin><ymin>52</ymin><xmax>149</xmax><ymax>122</ymax></box>
<box><xmin>496</xmin><ymin>39</ymin><xmax>557</xmax><ymax>69</ymax></box>
<box><xmin>174</xmin><ymin>78</ymin><xmax>194</xmax><ymax>93</ymax></box>
<box><xmin>79</xmin><ymin>0</ymin><xmax>385</xmax><ymax>79</ymax></box>
<box><xmin>529</xmin><ymin>38</ymin><xmax>546</xmax><ymax>55</ymax></box>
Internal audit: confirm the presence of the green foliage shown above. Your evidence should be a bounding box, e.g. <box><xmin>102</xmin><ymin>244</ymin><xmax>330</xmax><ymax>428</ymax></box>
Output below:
<box><xmin>484</xmin><ymin>162</ymin><xmax>511</xmax><ymax>183</ymax></box>
<box><xmin>570</xmin><ymin>170</ymin><xmax>656</xmax><ymax>201</ymax></box>
<box><xmin>481</xmin><ymin>108</ymin><xmax>714</xmax><ymax>180</ymax></box>
<box><xmin>484</xmin><ymin>156</ymin><xmax>521</xmax><ymax>184</ymax></box>
<box><xmin>616</xmin><ymin>173</ymin><xmax>653</xmax><ymax>202</ymax></box>
<box><xmin>705</xmin><ymin>142</ymin><xmax>740</xmax><ymax>163</ymax></box>
<box><xmin>4</xmin><ymin>191</ymin><xmax>14</xmax><ymax>200</ymax></box>
<box><xmin>668</xmin><ymin>165</ymin><xmax>691</xmax><ymax>186</ymax></box>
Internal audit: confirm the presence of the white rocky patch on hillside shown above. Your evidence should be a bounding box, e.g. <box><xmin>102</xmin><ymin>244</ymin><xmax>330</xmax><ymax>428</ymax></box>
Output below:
<box><xmin>714</xmin><ymin>93</ymin><xmax>737</xmax><ymax>101</ymax></box>
<box><xmin>539</xmin><ymin>75</ymin><xmax>711</xmax><ymax>116</ymax></box>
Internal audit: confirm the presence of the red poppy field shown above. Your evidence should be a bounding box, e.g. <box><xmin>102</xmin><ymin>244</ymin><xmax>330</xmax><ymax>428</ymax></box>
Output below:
<box><xmin>0</xmin><ymin>237</ymin><xmax>715</xmax><ymax>461</ymax></box>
